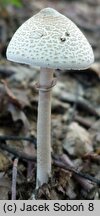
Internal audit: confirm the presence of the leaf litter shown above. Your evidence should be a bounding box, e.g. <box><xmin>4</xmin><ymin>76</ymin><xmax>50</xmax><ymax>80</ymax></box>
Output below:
<box><xmin>0</xmin><ymin>0</ymin><xmax>100</xmax><ymax>200</ymax></box>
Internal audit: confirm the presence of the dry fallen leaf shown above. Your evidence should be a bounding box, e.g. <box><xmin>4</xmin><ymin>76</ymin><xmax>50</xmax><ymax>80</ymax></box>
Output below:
<box><xmin>63</xmin><ymin>122</ymin><xmax>93</xmax><ymax>157</ymax></box>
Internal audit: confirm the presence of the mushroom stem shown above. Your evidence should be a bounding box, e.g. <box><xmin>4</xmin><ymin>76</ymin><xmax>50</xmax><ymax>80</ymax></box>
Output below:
<box><xmin>36</xmin><ymin>68</ymin><xmax>54</xmax><ymax>187</ymax></box>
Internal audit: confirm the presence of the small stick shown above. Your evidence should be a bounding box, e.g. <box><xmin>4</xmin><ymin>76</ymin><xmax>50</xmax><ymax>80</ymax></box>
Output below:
<box><xmin>0</xmin><ymin>142</ymin><xmax>100</xmax><ymax>187</ymax></box>
<box><xmin>53</xmin><ymin>154</ymin><xmax>97</xmax><ymax>191</ymax></box>
<box><xmin>60</xmin><ymin>154</ymin><xmax>100</xmax><ymax>188</ymax></box>
<box><xmin>12</xmin><ymin>158</ymin><xmax>18</xmax><ymax>200</ymax></box>
<box><xmin>0</xmin><ymin>142</ymin><xmax>36</xmax><ymax>162</ymax></box>
<box><xmin>0</xmin><ymin>135</ymin><xmax>37</xmax><ymax>147</ymax></box>
<box><xmin>74</xmin><ymin>115</ymin><xmax>94</xmax><ymax>129</ymax></box>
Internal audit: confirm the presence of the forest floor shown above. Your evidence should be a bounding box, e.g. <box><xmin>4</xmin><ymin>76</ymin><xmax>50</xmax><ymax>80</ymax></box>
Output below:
<box><xmin>0</xmin><ymin>0</ymin><xmax>100</xmax><ymax>199</ymax></box>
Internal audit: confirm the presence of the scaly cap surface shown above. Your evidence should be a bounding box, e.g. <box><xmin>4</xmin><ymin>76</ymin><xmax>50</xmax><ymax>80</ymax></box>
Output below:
<box><xmin>6</xmin><ymin>8</ymin><xmax>94</xmax><ymax>70</ymax></box>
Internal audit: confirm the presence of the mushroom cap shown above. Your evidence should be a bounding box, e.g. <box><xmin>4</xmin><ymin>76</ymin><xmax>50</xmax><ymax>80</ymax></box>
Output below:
<box><xmin>6</xmin><ymin>8</ymin><xmax>94</xmax><ymax>70</ymax></box>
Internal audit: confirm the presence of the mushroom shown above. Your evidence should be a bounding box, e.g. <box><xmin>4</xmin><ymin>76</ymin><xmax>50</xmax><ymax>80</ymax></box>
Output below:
<box><xmin>6</xmin><ymin>8</ymin><xmax>94</xmax><ymax>188</ymax></box>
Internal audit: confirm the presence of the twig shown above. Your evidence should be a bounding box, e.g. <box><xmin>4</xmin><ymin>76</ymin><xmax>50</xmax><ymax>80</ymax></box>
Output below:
<box><xmin>53</xmin><ymin>154</ymin><xmax>100</xmax><ymax>190</ymax></box>
<box><xmin>0</xmin><ymin>142</ymin><xmax>100</xmax><ymax>187</ymax></box>
<box><xmin>74</xmin><ymin>115</ymin><xmax>93</xmax><ymax>129</ymax></box>
<box><xmin>0</xmin><ymin>135</ymin><xmax>37</xmax><ymax>148</ymax></box>
<box><xmin>53</xmin><ymin>159</ymin><xmax>99</xmax><ymax>187</ymax></box>
<box><xmin>59</xmin><ymin>154</ymin><xmax>99</xmax><ymax>186</ymax></box>
<box><xmin>12</xmin><ymin>158</ymin><xmax>18</xmax><ymax>200</ymax></box>
<box><xmin>0</xmin><ymin>142</ymin><xmax>36</xmax><ymax>162</ymax></box>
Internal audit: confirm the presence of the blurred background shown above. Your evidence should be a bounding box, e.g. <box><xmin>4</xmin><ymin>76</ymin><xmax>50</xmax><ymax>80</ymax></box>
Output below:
<box><xmin>0</xmin><ymin>0</ymin><xmax>100</xmax><ymax>62</ymax></box>
<box><xmin>0</xmin><ymin>0</ymin><xmax>100</xmax><ymax>200</ymax></box>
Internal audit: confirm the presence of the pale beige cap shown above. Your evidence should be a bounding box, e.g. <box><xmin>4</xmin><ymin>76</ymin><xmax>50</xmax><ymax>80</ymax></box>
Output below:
<box><xmin>6</xmin><ymin>8</ymin><xmax>94</xmax><ymax>70</ymax></box>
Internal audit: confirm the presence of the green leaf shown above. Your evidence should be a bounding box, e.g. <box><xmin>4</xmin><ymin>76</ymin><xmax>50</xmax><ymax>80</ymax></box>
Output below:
<box><xmin>10</xmin><ymin>0</ymin><xmax>22</xmax><ymax>7</ymax></box>
<box><xmin>1</xmin><ymin>0</ymin><xmax>22</xmax><ymax>8</ymax></box>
